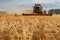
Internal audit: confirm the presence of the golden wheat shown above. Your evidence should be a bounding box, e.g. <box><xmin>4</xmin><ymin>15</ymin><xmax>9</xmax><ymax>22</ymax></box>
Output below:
<box><xmin>0</xmin><ymin>14</ymin><xmax>60</xmax><ymax>40</ymax></box>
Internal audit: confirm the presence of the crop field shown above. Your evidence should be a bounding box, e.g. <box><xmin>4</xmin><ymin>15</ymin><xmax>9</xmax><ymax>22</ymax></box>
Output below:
<box><xmin>0</xmin><ymin>14</ymin><xmax>60</xmax><ymax>40</ymax></box>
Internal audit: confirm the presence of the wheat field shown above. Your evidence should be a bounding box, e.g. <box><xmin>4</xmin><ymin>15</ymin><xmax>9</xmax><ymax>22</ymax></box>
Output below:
<box><xmin>0</xmin><ymin>14</ymin><xmax>60</xmax><ymax>40</ymax></box>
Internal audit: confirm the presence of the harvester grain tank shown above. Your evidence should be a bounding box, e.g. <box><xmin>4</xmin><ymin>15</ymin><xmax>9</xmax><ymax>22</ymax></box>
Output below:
<box><xmin>48</xmin><ymin>9</ymin><xmax>60</xmax><ymax>14</ymax></box>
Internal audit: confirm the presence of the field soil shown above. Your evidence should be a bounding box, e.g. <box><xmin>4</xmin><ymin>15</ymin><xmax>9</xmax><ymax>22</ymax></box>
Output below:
<box><xmin>0</xmin><ymin>14</ymin><xmax>60</xmax><ymax>40</ymax></box>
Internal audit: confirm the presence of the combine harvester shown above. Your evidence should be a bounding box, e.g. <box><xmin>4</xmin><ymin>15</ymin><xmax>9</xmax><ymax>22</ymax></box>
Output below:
<box><xmin>22</xmin><ymin>4</ymin><xmax>52</xmax><ymax>16</ymax></box>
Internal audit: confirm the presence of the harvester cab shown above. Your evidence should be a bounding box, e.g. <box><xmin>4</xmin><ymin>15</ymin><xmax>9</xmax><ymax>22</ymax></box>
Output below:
<box><xmin>33</xmin><ymin>4</ymin><xmax>43</xmax><ymax>13</ymax></box>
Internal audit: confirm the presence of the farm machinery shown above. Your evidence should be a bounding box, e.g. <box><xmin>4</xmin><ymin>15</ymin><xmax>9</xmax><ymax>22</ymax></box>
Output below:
<box><xmin>22</xmin><ymin>4</ymin><xmax>52</xmax><ymax>16</ymax></box>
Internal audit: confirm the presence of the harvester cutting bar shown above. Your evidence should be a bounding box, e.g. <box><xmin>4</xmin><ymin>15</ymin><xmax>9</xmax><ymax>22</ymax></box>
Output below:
<box><xmin>22</xmin><ymin>13</ymin><xmax>52</xmax><ymax>16</ymax></box>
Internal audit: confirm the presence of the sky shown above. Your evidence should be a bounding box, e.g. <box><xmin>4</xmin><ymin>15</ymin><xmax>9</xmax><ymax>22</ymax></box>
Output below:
<box><xmin>0</xmin><ymin>0</ymin><xmax>60</xmax><ymax>13</ymax></box>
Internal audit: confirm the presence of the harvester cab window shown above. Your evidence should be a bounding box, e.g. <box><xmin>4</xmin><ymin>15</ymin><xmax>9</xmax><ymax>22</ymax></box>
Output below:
<box><xmin>34</xmin><ymin>7</ymin><xmax>40</xmax><ymax>13</ymax></box>
<box><xmin>36</xmin><ymin>7</ymin><xmax>39</xmax><ymax>12</ymax></box>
